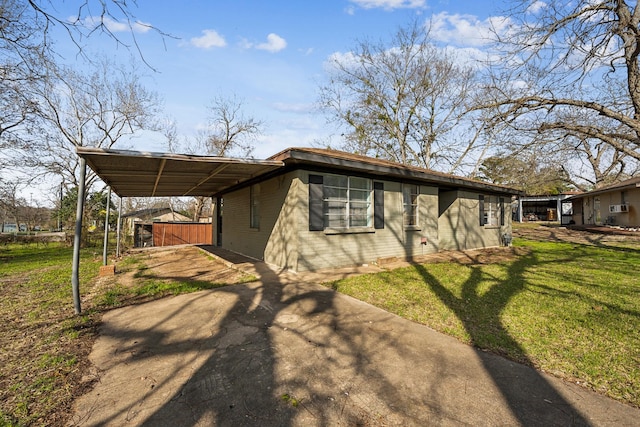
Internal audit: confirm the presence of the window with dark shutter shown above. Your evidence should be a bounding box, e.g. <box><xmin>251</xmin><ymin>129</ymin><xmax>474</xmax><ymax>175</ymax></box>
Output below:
<box><xmin>479</xmin><ymin>195</ymin><xmax>485</xmax><ymax>226</ymax></box>
<box><xmin>309</xmin><ymin>175</ymin><xmax>324</xmax><ymax>231</ymax></box>
<box><xmin>374</xmin><ymin>182</ymin><xmax>384</xmax><ymax>229</ymax></box>
<box><xmin>499</xmin><ymin>197</ymin><xmax>505</xmax><ymax>226</ymax></box>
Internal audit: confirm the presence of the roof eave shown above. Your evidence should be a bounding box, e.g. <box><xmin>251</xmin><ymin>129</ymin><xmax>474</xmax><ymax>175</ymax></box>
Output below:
<box><xmin>275</xmin><ymin>148</ymin><xmax>522</xmax><ymax>195</ymax></box>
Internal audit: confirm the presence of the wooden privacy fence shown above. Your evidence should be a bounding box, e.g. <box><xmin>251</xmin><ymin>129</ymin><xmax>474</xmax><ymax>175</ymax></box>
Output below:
<box><xmin>152</xmin><ymin>222</ymin><xmax>213</xmax><ymax>246</ymax></box>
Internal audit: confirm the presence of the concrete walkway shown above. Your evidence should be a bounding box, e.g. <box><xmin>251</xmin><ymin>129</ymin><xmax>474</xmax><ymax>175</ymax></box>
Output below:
<box><xmin>69</xmin><ymin>248</ymin><xmax>640</xmax><ymax>426</ymax></box>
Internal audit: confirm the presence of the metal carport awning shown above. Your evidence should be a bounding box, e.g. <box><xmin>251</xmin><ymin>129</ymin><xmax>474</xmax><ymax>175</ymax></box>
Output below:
<box><xmin>71</xmin><ymin>147</ymin><xmax>284</xmax><ymax>314</ymax></box>
<box><xmin>77</xmin><ymin>147</ymin><xmax>285</xmax><ymax>197</ymax></box>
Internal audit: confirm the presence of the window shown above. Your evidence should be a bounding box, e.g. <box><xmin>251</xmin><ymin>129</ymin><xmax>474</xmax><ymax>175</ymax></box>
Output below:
<box><xmin>250</xmin><ymin>184</ymin><xmax>260</xmax><ymax>229</ymax></box>
<box><xmin>324</xmin><ymin>175</ymin><xmax>371</xmax><ymax>228</ymax></box>
<box><xmin>479</xmin><ymin>195</ymin><xmax>504</xmax><ymax>227</ymax></box>
<box><xmin>403</xmin><ymin>184</ymin><xmax>419</xmax><ymax>227</ymax></box>
<box><xmin>309</xmin><ymin>174</ymin><xmax>382</xmax><ymax>231</ymax></box>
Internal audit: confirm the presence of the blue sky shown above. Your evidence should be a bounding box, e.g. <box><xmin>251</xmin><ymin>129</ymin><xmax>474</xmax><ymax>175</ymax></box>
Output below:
<box><xmin>53</xmin><ymin>0</ymin><xmax>506</xmax><ymax>158</ymax></box>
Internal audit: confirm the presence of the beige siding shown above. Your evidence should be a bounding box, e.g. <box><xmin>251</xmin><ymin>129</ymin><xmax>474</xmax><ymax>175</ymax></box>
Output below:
<box><xmin>438</xmin><ymin>190</ymin><xmax>509</xmax><ymax>251</ymax></box>
<box><xmin>296</xmin><ymin>174</ymin><xmax>440</xmax><ymax>271</ymax></box>
<box><xmin>263</xmin><ymin>172</ymin><xmax>301</xmax><ymax>270</ymax></box>
<box><xmin>221</xmin><ymin>170</ymin><xmax>513</xmax><ymax>272</ymax></box>
<box><xmin>221</xmin><ymin>172</ymin><xmax>298</xmax><ymax>268</ymax></box>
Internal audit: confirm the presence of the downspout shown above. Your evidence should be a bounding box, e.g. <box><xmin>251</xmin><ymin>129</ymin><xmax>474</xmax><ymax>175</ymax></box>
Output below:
<box><xmin>71</xmin><ymin>157</ymin><xmax>87</xmax><ymax>315</ymax></box>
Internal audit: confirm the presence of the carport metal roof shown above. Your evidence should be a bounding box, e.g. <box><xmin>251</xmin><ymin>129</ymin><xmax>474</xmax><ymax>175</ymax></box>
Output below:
<box><xmin>77</xmin><ymin>147</ymin><xmax>284</xmax><ymax>197</ymax></box>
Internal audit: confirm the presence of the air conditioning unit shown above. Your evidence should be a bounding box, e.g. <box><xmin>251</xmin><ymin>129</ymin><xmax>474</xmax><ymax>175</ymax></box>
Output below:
<box><xmin>609</xmin><ymin>204</ymin><xmax>629</xmax><ymax>213</ymax></box>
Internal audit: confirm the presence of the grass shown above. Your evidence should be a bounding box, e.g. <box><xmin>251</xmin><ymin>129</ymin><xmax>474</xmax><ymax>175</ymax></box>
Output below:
<box><xmin>2</xmin><ymin>227</ymin><xmax>639</xmax><ymax>423</ymax></box>
<box><xmin>0</xmin><ymin>241</ymin><xmax>251</xmax><ymax>426</ymax></box>
<box><xmin>0</xmin><ymin>242</ymin><xmax>102</xmax><ymax>427</ymax></box>
<box><xmin>328</xmin><ymin>236</ymin><xmax>640</xmax><ymax>407</ymax></box>
<box><xmin>93</xmin><ymin>253</ymin><xmax>257</xmax><ymax>308</ymax></box>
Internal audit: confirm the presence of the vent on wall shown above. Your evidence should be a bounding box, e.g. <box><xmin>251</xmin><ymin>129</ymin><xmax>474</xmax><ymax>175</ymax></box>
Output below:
<box><xmin>609</xmin><ymin>204</ymin><xmax>629</xmax><ymax>213</ymax></box>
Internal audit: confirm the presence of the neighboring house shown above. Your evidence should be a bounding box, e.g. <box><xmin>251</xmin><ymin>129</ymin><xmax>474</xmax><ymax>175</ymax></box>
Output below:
<box><xmin>213</xmin><ymin>148</ymin><xmax>520</xmax><ymax>272</ymax></box>
<box><xmin>568</xmin><ymin>176</ymin><xmax>640</xmax><ymax>228</ymax></box>
<box><xmin>122</xmin><ymin>207</ymin><xmax>191</xmax><ymax>232</ymax></box>
<box><xmin>515</xmin><ymin>193</ymin><xmax>580</xmax><ymax>225</ymax></box>
<box><xmin>122</xmin><ymin>207</ymin><xmax>192</xmax><ymax>247</ymax></box>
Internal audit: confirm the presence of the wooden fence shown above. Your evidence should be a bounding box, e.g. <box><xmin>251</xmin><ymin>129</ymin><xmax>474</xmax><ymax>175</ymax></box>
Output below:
<box><xmin>151</xmin><ymin>222</ymin><xmax>213</xmax><ymax>246</ymax></box>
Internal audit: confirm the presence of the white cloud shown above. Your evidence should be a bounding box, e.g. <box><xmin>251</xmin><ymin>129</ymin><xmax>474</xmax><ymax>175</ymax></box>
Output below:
<box><xmin>430</xmin><ymin>12</ymin><xmax>511</xmax><ymax>47</ymax></box>
<box><xmin>324</xmin><ymin>51</ymin><xmax>359</xmax><ymax>71</ymax></box>
<box><xmin>255</xmin><ymin>33</ymin><xmax>287</xmax><ymax>53</ymax></box>
<box><xmin>72</xmin><ymin>16</ymin><xmax>152</xmax><ymax>33</ymax></box>
<box><xmin>526</xmin><ymin>1</ymin><xmax>547</xmax><ymax>14</ymax></box>
<box><xmin>190</xmin><ymin>29</ymin><xmax>227</xmax><ymax>49</ymax></box>
<box><xmin>349</xmin><ymin>0</ymin><xmax>427</xmax><ymax>10</ymax></box>
<box><xmin>272</xmin><ymin>102</ymin><xmax>315</xmax><ymax>114</ymax></box>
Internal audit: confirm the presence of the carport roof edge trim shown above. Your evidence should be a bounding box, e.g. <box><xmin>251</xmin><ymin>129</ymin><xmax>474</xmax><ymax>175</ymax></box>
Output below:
<box><xmin>76</xmin><ymin>146</ymin><xmax>285</xmax><ymax>165</ymax></box>
<box><xmin>76</xmin><ymin>147</ymin><xmax>285</xmax><ymax>197</ymax></box>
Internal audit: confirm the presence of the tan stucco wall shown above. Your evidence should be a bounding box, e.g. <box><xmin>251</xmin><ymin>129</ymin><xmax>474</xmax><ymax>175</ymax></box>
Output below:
<box><xmin>438</xmin><ymin>190</ymin><xmax>510</xmax><ymax>251</ymax></box>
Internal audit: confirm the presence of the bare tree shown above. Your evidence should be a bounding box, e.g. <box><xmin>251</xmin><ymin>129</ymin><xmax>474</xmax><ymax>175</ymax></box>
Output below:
<box><xmin>191</xmin><ymin>95</ymin><xmax>263</xmax><ymax>158</ymax></box>
<box><xmin>0</xmin><ymin>0</ymin><xmax>48</xmax><ymax>148</ymax></box>
<box><xmin>319</xmin><ymin>20</ymin><xmax>486</xmax><ymax>173</ymax></box>
<box><xmin>1</xmin><ymin>0</ymin><xmax>166</xmax><ymax>143</ymax></box>
<box><xmin>18</xmin><ymin>57</ymin><xmax>162</xmax><ymax>191</ymax></box>
<box><xmin>478</xmin><ymin>0</ymin><xmax>640</xmax><ymax>180</ymax></box>
<box><xmin>166</xmin><ymin>95</ymin><xmax>263</xmax><ymax>221</ymax></box>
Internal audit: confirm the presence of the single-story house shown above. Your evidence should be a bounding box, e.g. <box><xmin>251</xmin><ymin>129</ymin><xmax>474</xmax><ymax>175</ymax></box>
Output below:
<box><xmin>75</xmin><ymin>146</ymin><xmax>521</xmax><ymax>272</ymax></box>
<box><xmin>212</xmin><ymin>148</ymin><xmax>521</xmax><ymax>272</ymax></box>
<box><xmin>568</xmin><ymin>176</ymin><xmax>640</xmax><ymax>228</ymax></box>
<box><xmin>122</xmin><ymin>206</ymin><xmax>191</xmax><ymax>230</ymax></box>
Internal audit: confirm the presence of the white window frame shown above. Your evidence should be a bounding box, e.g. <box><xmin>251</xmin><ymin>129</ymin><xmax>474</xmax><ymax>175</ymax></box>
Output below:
<box><xmin>403</xmin><ymin>184</ymin><xmax>419</xmax><ymax>227</ymax></box>
<box><xmin>323</xmin><ymin>174</ymin><xmax>372</xmax><ymax>229</ymax></box>
<box><xmin>483</xmin><ymin>195</ymin><xmax>500</xmax><ymax>227</ymax></box>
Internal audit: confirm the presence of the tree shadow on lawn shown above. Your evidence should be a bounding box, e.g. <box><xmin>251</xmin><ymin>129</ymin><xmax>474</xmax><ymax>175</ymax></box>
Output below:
<box><xmin>413</xmin><ymin>251</ymin><xmax>593</xmax><ymax>426</ymax></box>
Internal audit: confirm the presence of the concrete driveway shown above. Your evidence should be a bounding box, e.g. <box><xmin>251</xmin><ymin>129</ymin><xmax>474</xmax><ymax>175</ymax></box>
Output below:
<box><xmin>69</xmin><ymin>249</ymin><xmax>640</xmax><ymax>426</ymax></box>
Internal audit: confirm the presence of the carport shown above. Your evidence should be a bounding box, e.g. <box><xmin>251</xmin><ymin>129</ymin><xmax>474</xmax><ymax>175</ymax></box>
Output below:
<box><xmin>71</xmin><ymin>147</ymin><xmax>284</xmax><ymax>314</ymax></box>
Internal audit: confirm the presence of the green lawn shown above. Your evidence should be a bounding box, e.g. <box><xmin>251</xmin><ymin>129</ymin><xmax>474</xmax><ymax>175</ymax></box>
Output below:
<box><xmin>0</xmin><ymin>240</ymin><xmax>256</xmax><ymax>426</ymax></box>
<box><xmin>0</xmin><ymin>242</ymin><xmax>102</xmax><ymax>426</ymax></box>
<box><xmin>328</xmin><ymin>237</ymin><xmax>640</xmax><ymax>407</ymax></box>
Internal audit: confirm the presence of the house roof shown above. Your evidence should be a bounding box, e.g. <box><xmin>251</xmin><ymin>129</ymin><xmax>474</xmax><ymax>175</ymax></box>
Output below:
<box><xmin>77</xmin><ymin>146</ymin><xmax>521</xmax><ymax>198</ymax></box>
<box><xmin>270</xmin><ymin>147</ymin><xmax>522</xmax><ymax>195</ymax></box>
<box><xmin>568</xmin><ymin>176</ymin><xmax>640</xmax><ymax>199</ymax></box>
<box><xmin>121</xmin><ymin>207</ymin><xmax>191</xmax><ymax>221</ymax></box>
<box><xmin>76</xmin><ymin>147</ymin><xmax>284</xmax><ymax>197</ymax></box>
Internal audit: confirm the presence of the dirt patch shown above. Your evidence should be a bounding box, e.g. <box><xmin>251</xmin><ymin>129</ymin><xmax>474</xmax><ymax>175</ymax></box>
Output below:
<box><xmin>119</xmin><ymin>246</ymin><xmax>250</xmax><ymax>285</ymax></box>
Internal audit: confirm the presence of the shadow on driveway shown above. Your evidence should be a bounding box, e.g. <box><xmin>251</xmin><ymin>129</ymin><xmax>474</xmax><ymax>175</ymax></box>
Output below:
<box><xmin>69</xmin><ymin>251</ymin><xmax>640</xmax><ymax>426</ymax></box>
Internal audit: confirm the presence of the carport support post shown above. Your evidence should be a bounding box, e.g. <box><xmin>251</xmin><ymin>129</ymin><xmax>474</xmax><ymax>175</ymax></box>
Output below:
<box><xmin>102</xmin><ymin>187</ymin><xmax>111</xmax><ymax>265</ymax></box>
<box><xmin>71</xmin><ymin>157</ymin><xmax>88</xmax><ymax>315</ymax></box>
<box><xmin>116</xmin><ymin>197</ymin><xmax>122</xmax><ymax>258</ymax></box>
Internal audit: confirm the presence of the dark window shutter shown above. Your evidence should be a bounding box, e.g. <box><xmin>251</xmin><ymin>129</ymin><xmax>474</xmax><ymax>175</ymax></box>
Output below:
<box><xmin>479</xmin><ymin>195</ymin><xmax>485</xmax><ymax>226</ymax></box>
<box><xmin>309</xmin><ymin>175</ymin><xmax>324</xmax><ymax>231</ymax></box>
<box><xmin>374</xmin><ymin>182</ymin><xmax>384</xmax><ymax>229</ymax></box>
<box><xmin>499</xmin><ymin>197</ymin><xmax>505</xmax><ymax>226</ymax></box>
